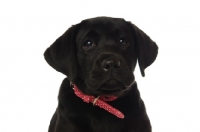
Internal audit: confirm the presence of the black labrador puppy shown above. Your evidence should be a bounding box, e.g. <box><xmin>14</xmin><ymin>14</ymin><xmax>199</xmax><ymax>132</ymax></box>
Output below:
<box><xmin>44</xmin><ymin>17</ymin><xmax>158</xmax><ymax>132</ymax></box>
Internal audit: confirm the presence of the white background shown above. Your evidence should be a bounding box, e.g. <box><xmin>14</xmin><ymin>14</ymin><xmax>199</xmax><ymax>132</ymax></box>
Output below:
<box><xmin>0</xmin><ymin>0</ymin><xmax>200</xmax><ymax>132</ymax></box>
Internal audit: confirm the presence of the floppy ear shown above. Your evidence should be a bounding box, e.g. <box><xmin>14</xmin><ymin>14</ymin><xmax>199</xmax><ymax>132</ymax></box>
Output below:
<box><xmin>44</xmin><ymin>25</ymin><xmax>79</xmax><ymax>82</ymax></box>
<box><xmin>132</xmin><ymin>24</ymin><xmax>158</xmax><ymax>77</ymax></box>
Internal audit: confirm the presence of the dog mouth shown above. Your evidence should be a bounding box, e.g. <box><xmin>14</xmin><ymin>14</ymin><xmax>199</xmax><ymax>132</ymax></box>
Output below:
<box><xmin>82</xmin><ymin>71</ymin><xmax>135</xmax><ymax>96</ymax></box>
<box><xmin>77</xmin><ymin>77</ymin><xmax>135</xmax><ymax>97</ymax></box>
<box><xmin>99</xmin><ymin>79</ymin><xmax>126</xmax><ymax>94</ymax></box>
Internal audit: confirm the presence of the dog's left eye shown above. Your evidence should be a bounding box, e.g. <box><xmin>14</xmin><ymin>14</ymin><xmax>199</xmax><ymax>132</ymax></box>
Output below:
<box><xmin>83</xmin><ymin>39</ymin><xmax>95</xmax><ymax>50</ymax></box>
<box><xmin>119</xmin><ymin>38</ymin><xmax>129</xmax><ymax>46</ymax></box>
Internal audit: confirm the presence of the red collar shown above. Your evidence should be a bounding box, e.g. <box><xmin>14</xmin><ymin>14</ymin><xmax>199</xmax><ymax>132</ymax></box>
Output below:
<box><xmin>72</xmin><ymin>84</ymin><xmax>124</xmax><ymax>119</ymax></box>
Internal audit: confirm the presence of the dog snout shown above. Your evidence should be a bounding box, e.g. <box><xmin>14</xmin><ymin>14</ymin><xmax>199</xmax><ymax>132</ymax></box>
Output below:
<box><xmin>101</xmin><ymin>59</ymin><xmax>121</xmax><ymax>72</ymax></box>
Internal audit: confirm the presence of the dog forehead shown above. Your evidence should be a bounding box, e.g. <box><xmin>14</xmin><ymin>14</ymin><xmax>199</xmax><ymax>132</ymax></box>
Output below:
<box><xmin>82</xmin><ymin>17</ymin><xmax>126</xmax><ymax>25</ymax></box>
<box><xmin>76</xmin><ymin>17</ymin><xmax>132</xmax><ymax>41</ymax></box>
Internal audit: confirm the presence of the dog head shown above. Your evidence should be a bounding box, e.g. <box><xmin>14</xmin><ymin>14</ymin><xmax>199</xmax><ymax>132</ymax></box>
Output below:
<box><xmin>44</xmin><ymin>17</ymin><xmax>158</xmax><ymax>96</ymax></box>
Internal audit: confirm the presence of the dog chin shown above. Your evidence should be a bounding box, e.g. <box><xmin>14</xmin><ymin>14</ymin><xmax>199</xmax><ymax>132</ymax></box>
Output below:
<box><xmin>83</xmin><ymin>78</ymin><xmax>135</xmax><ymax>96</ymax></box>
<box><xmin>98</xmin><ymin>79</ymin><xmax>130</xmax><ymax>96</ymax></box>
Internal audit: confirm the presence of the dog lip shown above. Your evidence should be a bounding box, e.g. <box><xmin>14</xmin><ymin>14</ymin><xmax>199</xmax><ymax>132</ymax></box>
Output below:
<box><xmin>101</xmin><ymin>87</ymin><xmax>121</xmax><ymax>91</ymax></box>
<box><xmin>99</xmin><ymin>79</ymin><xmax>124</xmax><ymax>90</ymax></box>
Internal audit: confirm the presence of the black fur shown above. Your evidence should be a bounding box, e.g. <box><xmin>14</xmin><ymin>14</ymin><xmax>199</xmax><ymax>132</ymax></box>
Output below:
<box><xmin>44</xmin><ymin>17</ymin><xmax>158</xmax><ymax>132</ymax></box>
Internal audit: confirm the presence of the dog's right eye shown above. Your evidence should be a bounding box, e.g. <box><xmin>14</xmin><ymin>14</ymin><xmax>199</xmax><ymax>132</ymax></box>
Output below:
<box><xmin>83</xmin><ymin>39</ymin><xmax>95</xmax><ymax>50</ymax></box>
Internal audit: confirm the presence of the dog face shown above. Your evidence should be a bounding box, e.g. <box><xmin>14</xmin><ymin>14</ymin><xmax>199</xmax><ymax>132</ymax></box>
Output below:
<box><xmin>44</xmin><ymin>17</ymin><xmax>158</xmax><ymax>96</ymax></box>
<box><xmin>75</xmin><ymin>18</ymin><xmax>137</xmax><ymax>96</ymax></box>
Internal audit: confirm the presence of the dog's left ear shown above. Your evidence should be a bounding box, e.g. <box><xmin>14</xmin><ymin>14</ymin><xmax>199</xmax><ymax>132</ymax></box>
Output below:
<box><xmin>131</xmin><ymin>24</ymin><xmax>158</xmax><ymax>77</ymax></box>
<box><xmin>44</xmin><ymin>24</ymin><xmax>80</xmax><ymax>82</ymax></box>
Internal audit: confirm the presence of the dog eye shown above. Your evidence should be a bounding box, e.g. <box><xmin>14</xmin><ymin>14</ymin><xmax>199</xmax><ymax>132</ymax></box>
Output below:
<box><xmin>119</xmin><ymin>38</ymin><xmax>129</xmax><ymax>46</ymax></box>
<box><xmin>83</xmin><ymin>39</ymin><xmax>95</xmax><ymax>50</ymax></box>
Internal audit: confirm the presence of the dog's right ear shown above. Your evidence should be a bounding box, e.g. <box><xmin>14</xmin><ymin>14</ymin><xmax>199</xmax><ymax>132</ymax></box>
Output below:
<box><xmin>44</xmin><ymin>24</ymin><xmax>79</xmax><ymax>82</ymax></box>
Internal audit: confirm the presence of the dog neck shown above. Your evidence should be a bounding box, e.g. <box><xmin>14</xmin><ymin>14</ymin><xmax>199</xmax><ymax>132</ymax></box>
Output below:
<box><xmin>71</xmin><ymin>83</ymin><xmax>124</xmax><ymax>119</ymax></box>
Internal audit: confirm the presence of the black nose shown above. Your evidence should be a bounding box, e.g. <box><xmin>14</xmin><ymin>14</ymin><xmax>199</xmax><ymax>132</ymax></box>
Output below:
<box><xmin>101</xmin><ymin>59</ymin><xmax>121</xmax><ymax>72</ymax></box>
